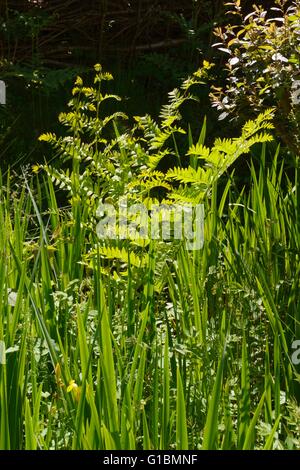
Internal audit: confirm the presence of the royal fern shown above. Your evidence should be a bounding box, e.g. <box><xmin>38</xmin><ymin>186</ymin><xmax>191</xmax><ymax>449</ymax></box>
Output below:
<box><xmin>38</xmin><ymin>63</ymin><xmax>275</xmax><ymax>282</ymax></box>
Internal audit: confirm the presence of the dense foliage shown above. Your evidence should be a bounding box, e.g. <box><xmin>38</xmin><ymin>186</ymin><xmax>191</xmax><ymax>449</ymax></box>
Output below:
<box><xmin>0</xmin><ymin>0</ymin><xmax>300</xmax><ymax>452</ymax></box>
<box><xmin>211</xmin><ymin>0</ymin><xmax>300</xmax><ymax>154</ymax></box>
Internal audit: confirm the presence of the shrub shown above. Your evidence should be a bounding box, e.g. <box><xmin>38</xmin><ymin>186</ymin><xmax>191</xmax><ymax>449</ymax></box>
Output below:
<box><xmin>210</xmin><ymin>0</ymin><xmax>300</xmax><ymax>155</ymax></box>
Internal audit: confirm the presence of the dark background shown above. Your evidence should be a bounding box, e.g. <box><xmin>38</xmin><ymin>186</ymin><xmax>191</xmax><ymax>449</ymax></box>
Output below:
<box><xmin>0</xmin><ymin>0</ymin><xmax>282</xmax><ymax>168</ymax></box>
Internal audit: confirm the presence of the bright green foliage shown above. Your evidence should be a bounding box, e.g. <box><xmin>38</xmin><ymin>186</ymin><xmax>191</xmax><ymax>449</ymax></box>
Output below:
<box><xmin>39</xmin><ymin>63</ymin><xmax>274</xmax><ymax>208</ymax></box>
<box><xmin>0</xmin><ymin>60</ymin><xmax>300</xmax><ymax>450</ymax></box>
<box><xmin>38</xmin><ymin>65</ymin><xmax>274</xmax><ymax>275</ymax></box>
<box><xmin>0</xmin><ymin>145</ymin><xmax>300</xmax><ymax>449</ymax></box>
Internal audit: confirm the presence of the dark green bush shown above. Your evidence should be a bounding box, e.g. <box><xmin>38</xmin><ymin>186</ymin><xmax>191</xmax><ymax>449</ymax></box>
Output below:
<box><xmin>210</xmin><ymin>0</ymin><xmax>300</xmax><ymax>155</ymax></box>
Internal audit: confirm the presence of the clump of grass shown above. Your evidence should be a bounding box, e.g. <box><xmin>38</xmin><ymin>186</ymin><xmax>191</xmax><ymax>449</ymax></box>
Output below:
<box><xmin>0</xmin><ymin>140</ymin><xmax>299</xmax><ymax>449</ymax></box>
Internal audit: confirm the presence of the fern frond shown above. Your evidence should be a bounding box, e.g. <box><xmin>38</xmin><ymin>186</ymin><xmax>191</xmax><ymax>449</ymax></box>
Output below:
<box><xmin>147</xmin><ymin>150</ymin><xmax>170</xmax><ymax>169</ymax></box>
<box><xmin>167</xmin><ymin>185</ymin><xmax>206</xmax><ymax>205</ymax></box>
<box><xmin>166</xmin><ymin>167</ymin><xmax>209</xmax><ymax>186</ymax></box>
<box><xmin>98</xmin><ymin>245</ymin><xmax>149</xmax><ymax>268</ymax></box>
<box><xmin>102</xmin><ymin>112</ymin><xmax>128</xmax><ymax>127</ymax></box>
<box><xmin>38</xmin><ymin>132</ymin><xmax>57</xmax><ymax>143</ymax></box>
<box><xmin>42</xmin><ymin>165</ymin><xmax>72</xmax><ymax>192</ymax></box>
<box><xmin>100</xmin><ymin>93</ymin><xmax>122</xmax><ymax>103</ymax></box>
<box><xmin>186</xmin><ymin>143</ymin><xmax>210</xmax><ymax>159</ymax></box>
